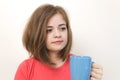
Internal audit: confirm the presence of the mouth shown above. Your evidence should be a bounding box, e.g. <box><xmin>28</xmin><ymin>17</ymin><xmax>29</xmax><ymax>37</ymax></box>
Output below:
<box><xmin>52</xmin><ymin>40</ymin><xmax>63</xmax><ymax>45</ymax></box>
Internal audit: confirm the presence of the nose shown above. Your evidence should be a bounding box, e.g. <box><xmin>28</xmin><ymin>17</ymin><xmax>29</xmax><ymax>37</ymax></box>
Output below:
<box><xmin>54</xmin><ymin>29</ymin><xmax>61</xmax><ymax>38</ymax></box>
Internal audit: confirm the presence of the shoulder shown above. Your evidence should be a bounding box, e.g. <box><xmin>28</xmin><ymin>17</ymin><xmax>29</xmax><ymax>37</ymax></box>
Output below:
<box><xmin>15</xmin><ymin>58</ymin><xmax>34</xmax><ymax>72</ymax></box>
<box><xmin>18</xmin><ymin>57</ymin><xmax>39</xmax><ymax>70</ymax></box>
<box><xmin>18</xmin><ymin>58</ymin><xmax>35</xmax><ymax>67</ymax></box>
<box><xmin>14</xmin><ymin>58</ymin><xmax>38</xmax><ymax>80</ymax></box>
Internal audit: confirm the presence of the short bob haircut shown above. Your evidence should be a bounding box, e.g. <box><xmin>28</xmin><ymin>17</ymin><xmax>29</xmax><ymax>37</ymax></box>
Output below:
<box><xmin>22</xmin><ymin>4</ymin><xmax>72</xmax><ymax>65</ymax></box>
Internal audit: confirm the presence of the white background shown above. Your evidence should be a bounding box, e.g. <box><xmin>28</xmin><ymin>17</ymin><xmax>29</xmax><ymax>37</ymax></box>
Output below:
<box><xmin>0</xmin><ymin>0</ymin><xmax>120</xmax><ymax>80</ymax></box>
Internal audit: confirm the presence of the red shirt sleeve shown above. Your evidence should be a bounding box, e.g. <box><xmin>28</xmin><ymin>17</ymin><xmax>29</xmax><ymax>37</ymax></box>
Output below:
<box><xmin>14</xmin><ymin>60</ymin><xmax>29</xmax><ymax>80</ymax></box>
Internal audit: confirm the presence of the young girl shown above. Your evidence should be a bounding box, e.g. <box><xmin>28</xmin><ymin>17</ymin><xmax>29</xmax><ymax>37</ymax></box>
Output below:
<box><xmin>14</xmin><ymin>4</ymin><xmax>103</xmax><ymax>80</ymax></box>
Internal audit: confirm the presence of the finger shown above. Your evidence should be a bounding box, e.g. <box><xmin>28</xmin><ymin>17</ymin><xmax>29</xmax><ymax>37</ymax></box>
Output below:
<box><xmin>91</xmin><ymin>71</ymin><xmax>102</xmax><ymax>80</ymax></box>
<box><xmin>90</xmin><ymin>77</ymin><xmax>100</xmax><ymax>80</ymax></box>
<box><xmin>92</xmin><ymin>68</ymin><xmax>103</xmax><ymax>75</ymax></box>
<box><xmin>92</xmin><ymin>63</ymin><xmax>103</xmax><ymax>69</ymax></box>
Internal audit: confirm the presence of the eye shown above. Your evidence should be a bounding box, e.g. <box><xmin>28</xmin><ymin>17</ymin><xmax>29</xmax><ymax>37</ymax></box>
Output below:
<box><xmin>46</xmin><ymin>29</ymin><xmax>52</xmax><ymax>33</ymax></box>
<box><xmin>60</xmin><ymin>27</ymin><xmax>67</xmax><ymax>31</ymax></box>
<box><xmin>61</xmin><ymin>27</ymin><xmax>66</xmax><ymax>30</ymax></box>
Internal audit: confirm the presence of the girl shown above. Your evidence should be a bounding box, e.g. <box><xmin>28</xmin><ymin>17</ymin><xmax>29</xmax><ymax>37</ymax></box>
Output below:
<box><xmin>14</xmin><ymin>4</ymin><xmax>103</xmax><ymax>80</ymax></box>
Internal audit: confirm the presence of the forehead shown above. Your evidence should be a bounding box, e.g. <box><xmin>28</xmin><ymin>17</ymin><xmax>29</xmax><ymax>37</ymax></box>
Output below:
<box><xmin>47</xmin><ymin>13</ymin><xmax>66</xmax><ymax>26</ymax></box>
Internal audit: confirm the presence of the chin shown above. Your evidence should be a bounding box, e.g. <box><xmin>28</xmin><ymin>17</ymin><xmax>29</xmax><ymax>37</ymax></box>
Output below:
<box><xmin>50</xmin><ymin>47</ymin><xmax>64</xmax><ymax>52</ymax></box>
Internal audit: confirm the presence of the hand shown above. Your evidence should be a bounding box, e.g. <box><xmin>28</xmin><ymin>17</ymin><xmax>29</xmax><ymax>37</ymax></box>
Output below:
<box><xmin>90</xmin><ymin>63</ymin><xmax>103</xmax><ymax>80</ymax></box>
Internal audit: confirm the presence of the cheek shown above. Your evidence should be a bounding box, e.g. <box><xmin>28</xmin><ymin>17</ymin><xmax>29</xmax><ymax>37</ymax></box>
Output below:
<box><xmin>46</xmin><ymin>34</ymin><xmax>54</xmax><ymax>48</ymax></box>
<box><xmin>46</xmin><ymin>35</ymin><xmax>51</xmax><ymax>46</ymax></box>
<box><xmin>63</xmin><ymin>32</ymin><xmax>68</xmax><ymax>42</ymax></box>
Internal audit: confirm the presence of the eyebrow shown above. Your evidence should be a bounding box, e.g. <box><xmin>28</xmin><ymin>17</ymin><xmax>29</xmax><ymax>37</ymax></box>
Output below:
<box><xmin>59</xmin><ymin>24</ymin><xmax>66</xmax><ymax>27</ymax></box>
<box><xmin>47</xmin><ymin>23</ymin><xmax>66</xmax><ymax>28</ymax></box>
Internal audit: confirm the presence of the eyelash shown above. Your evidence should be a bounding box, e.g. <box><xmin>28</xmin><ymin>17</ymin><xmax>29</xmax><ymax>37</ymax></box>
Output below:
<box><xmin>46</xmin><ymin>27</ymin><xmax>67</xmax><ymax>33</ymax></box>
<box><xmin>60</xmin><ymin>27</ymin><xmax>66</xmax><ymax>31</ymax></box>
<box><xmin>46</xmin><ymin>29</ymin><xmax>52</xmax><ymax>33</ymax></box>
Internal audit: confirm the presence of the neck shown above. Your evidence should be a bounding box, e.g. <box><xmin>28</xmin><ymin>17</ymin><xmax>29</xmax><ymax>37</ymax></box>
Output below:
<box><xmin>49</xmin><ymin>51</ymin><xmax>60</xmax><ymax>63</ymax></box>
<box><xmin>49</xmin><ymin>51</ymin><xmax>65</xmax><ymax>68</ymax></box>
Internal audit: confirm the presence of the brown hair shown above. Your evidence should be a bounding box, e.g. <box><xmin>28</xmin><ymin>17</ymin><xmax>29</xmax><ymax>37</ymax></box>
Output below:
<box><xmin>22</xmin><ymin>4</ymin><xmax>72</xmax><ymax>65</ymax></box>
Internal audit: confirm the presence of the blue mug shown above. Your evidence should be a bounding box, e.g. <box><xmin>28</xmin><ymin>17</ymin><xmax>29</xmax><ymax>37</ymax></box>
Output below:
<box><xmin>70</xmin><ymin>56</ymin><xmax>92</xmax><ymax>80</ymax></box>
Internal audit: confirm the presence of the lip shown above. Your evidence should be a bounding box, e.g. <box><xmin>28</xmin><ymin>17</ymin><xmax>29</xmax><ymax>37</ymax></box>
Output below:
<box><xmin>52</xmin><ymin>40</ymin><xmax>63</xmax><ymax>45</ymax></box>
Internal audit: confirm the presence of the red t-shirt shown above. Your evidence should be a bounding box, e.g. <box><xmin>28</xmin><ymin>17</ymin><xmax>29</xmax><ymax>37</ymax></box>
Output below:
<box><xmin>14</xmin><ymin>55</ymin><xmax>71</xmax><ymax>80</ymax></box>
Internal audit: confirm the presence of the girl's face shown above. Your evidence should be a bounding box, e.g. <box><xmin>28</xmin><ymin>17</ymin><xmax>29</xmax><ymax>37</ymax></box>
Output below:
<box><xmin>46</xmin><ymin>13</ymin><xmax>68</xmax><ymax>53</ymax></box>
